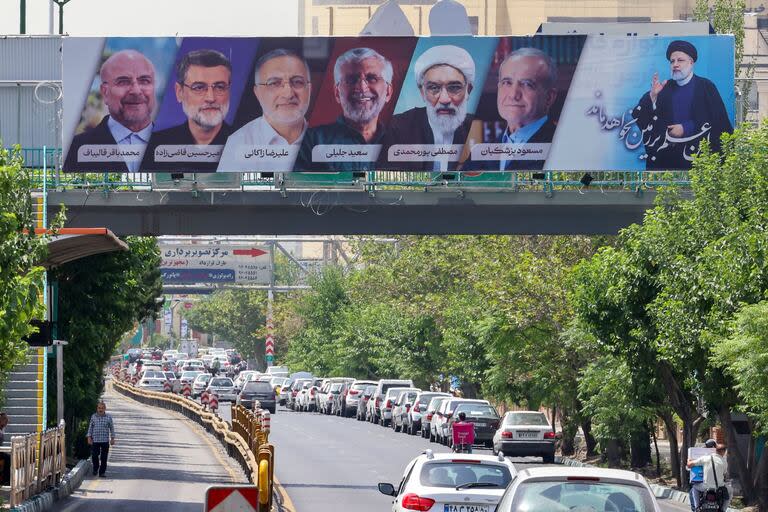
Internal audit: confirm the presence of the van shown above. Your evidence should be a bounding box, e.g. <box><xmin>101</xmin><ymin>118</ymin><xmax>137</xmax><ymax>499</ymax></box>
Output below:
<box><xmin>370</xmin><ymin>379</ymin><xmax>414</xmax><ymax>425</ymax></box>
<box><xmin>266</xmin><ymin>365</ymin><xmax>289</xmax><ymax>377</ymax></box>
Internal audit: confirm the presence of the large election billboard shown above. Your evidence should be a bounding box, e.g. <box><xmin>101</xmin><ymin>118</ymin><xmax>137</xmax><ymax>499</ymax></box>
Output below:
<box><xmin>62</xmin><ymin>35</ymin><xmax>734</xmax><ymax>173</ymax></box>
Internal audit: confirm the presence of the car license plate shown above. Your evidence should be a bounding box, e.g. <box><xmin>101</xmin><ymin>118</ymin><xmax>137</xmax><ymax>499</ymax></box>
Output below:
<box><xmin>517</xmin><ymin>431</ymin><xmax>538</xmax><ymax>439</ymax></box>
<box><xmin>474</xmin><ymin>422</ymin><xmax>486</xmax><ymax>427</ymax></box>
<box><xmin>444</xmin><ymin>505</ymin><xmax>490</xmax><ymax>512</ymax></box>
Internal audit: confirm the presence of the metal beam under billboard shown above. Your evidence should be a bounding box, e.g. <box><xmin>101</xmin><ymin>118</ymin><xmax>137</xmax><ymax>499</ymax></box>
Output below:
<box><xmin>159</xmin><ymin>244</ymin><xmax>270</xmax><ymax>284</ymax></box>
<box><xmin>62</xmin><ymin>34</ymin><xmax>734</xmax><ymax>175</ymax></box>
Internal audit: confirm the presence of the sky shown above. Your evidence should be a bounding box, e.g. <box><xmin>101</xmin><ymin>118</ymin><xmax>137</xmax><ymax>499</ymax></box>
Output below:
<box><xmin>0</xmin><ymin>0</ymin><xmax>301</xmax><ymax>36</ymax></box>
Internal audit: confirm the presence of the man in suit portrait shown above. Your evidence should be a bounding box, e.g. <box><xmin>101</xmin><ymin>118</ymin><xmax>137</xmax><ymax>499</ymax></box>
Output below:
<box><xmin>495</xmin><ymin>47</ymin><xmax>558</xmax><ymax>171</ymax></box>
<box><xmin>64</xmin><ymin>49</ymin><xmax>156</xmax><ymax>172</ymax></box>
<box><xmin>142</xmin><ymin>49</ymin><xmax>232</xmax><ymax>172</ymax></box>
<box><xmin>379</xmin><ymin>44</ymin><xmax>475</xmax><ymax>171</ymax></box>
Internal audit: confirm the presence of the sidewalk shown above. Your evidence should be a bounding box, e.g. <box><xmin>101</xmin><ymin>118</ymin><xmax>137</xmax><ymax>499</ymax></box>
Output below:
<box><xmin>53</xmin><ymin>385</ymin><xmax>247</xmax><ymax>512</ymax></box>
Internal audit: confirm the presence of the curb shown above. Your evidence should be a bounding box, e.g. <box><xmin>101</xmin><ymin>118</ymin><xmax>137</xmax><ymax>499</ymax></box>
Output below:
<box><xmin>555</xmin><ymin>456</ymin><xmax>739</xmax><ymax>511</ymax></box>
<box><xmin>10</xmin><ymin>459</ymin><xmax>91</xmax><ymax>512</ymax></box>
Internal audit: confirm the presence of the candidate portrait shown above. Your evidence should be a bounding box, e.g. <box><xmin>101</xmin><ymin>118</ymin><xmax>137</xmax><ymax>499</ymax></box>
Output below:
<box><xmin>64</xmin><ymin>49</ymin><xmax>157</xmax><ymax>172</ymax></box>
<box><xmin>218</xmin><ymin>49</ymin><xmax>312</xmax><ymax>171</ymax></box>
<box><xmin>378</xmin><ymin>44</ymin><xmax>475</xmax><ymax>171</ymax></box>
<box><xmin>631</xmin><ymin>40</ymin><xmax>732</xmax><ymax>169</ymax></box>
<box><xmin>493</xmin><ymin>47</ymin><xmax>558</xmax><ymax>170</ymax></box>
<box><xmin>295</xmin><ymin>47</ymin><xmax>393</xmax><ymax>172</ymax></box>
<box><xmin>142</xmin><ymin>49</ymin><xmax>233</xmax><ymax>172</ymax></box>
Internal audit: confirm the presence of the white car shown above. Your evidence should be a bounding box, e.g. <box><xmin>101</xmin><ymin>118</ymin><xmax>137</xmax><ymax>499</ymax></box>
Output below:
<box><xmin>378</xmin><ymin>450</ymin><xmax>516</xmax><ymax>512</ymax></box>
<box><xmin>207</xmin><ymin>377</ymin><xmax>237</xmax><ymax>402</ymax></box>
<box><xmin>138</xmin><ymin>375</ymin><xmax>166</xmax><ymax>392</ymax></box>
<box><xmin>494</xmin><ymin>466</ymin><xmax>662</xmax><ymax>512</ymax></box>
<box><xmin>234</xmin><ymin>371</ymin><xmax>259</xmax><ymax>391</ymax></box>
<box><xmin>192</xmin><ymin>373</ymin><xmax>212</xmax><ymax>398</ymax></box>
<box><xmin>492</xmin><ymin>410</ymin><xmax>558</xmax><ymax>463</ymax></box>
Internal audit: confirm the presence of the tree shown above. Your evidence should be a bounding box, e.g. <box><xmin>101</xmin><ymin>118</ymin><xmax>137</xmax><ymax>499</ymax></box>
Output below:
<box><xmin>47</xmin><ymin>237</ymin><xmax>161</xmax><ymax>456</ymax></box>
<box><xmin>184</xmin><ymin>290</ymin><xmax>268</xmax><ymax>367</ymax></box>
<box><xmin>0</xmin><ymin>146</ymin><xmax>60</xmax><ymax>390</ymax></box>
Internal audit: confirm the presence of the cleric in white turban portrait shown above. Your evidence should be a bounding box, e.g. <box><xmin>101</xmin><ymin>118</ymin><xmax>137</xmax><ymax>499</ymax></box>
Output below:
<box><xmin>378</xmin><ymin>44</ymin><xmax>475</xmax><ymax>171</ymax></box>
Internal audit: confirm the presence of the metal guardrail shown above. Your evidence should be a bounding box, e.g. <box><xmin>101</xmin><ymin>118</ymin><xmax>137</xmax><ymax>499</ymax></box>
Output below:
<box><xmin>6</xmin><ymin>423</ymin><xmax>66</xmax><ymax>507</ymax></box>
<box><xmin>110</xmin><ymin>369</ymin><xmax>274</xmax><ymax>511</ymax></box>
<box><xmin>8</xmin><ymin>147</ymin><xmax>692</xmax><ymax>194</ymax></box>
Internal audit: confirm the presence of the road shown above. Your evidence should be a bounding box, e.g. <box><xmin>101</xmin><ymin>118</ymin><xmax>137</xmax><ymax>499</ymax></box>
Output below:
<box><xmin>216</xmin><ymin>403</ymin><xmax>691</xmax><ymax>512</ymax></box>
<box><xmin>55</xmin><ymin>386</ymin><xmax>246</xmax><ymax>512</ymax></box>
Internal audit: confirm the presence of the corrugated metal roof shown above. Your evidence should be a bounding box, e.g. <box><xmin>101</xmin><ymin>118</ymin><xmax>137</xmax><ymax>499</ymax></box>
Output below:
<box><xmin>0</xmin><ymin>36</ymin><xmax>61</xmax><ymax>81</ymax></box>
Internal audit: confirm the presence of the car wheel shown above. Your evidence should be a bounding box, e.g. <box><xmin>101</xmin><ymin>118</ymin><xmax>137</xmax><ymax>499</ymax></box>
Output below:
<box><xmin>270</xmin><ymin>407</ymin><xmax>276</xmax><ymax>414</ymax></box>
<box><xmin>543</xmin><ymin>454</ymin><xmax>555</xmax><ymax>464</ymax></box>
<box><xmin>429</xmin><ymin>431</ymin><xmax>435</xmax><ymax>442</ymax></box>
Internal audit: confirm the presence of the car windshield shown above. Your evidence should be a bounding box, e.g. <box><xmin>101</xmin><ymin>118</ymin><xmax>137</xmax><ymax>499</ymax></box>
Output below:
<box><xmin>455</xmin><ymin>404</ymin><xmax>499</xmax><ymax>419</ymax></box>
<box><xmin>351</xmin><ymin>383</ymin><xmax>371</xmax><ymax>391</ymax></box>
<box><xmin>182</xmin><ymin>372</ymin><xmax>201</xmax><ymax>379</ymax></box>
<box><xmin>428</xmin><ymin>397</ymin><xmax>448</xmax><ymax>411</ymax></box>
<box><xmin>420</xmin><ymin>462</ymin><xmax>512</xmax><ymax>488</ymax></box>
<box><xmin>418</xmin><ymin>394</ymin><xmax>442</xmax><ymax>405</ymax></box>
<box><xmin>449</xmin><ymin>400</ymin><xmax>486</xmax><ymax>412</ymax></box>
<box><xmin>145</xmin><ymin>371</ymin><xmax>164</xmax><ymax>379</ymax></box>
<box><xmin>211</xmin><ymin>379</ymin><xmax>233</xmax><ymax>386</ymax></box>
<box><xmin>381</xmin><ymin>383</ymin><xmax>410</xmax><ymax>394</ymax></box>
<box><xmin>506</xmin><ymin>412</ymin><xmax>549</xmax><ymax>426</ymax></box>
<box><xmin>195</xmin><ymin>375</ymin><xmax>211</xmax><ymax>383</ymax></box>
<box><xmin>243</xmin><ymin>382</ymin><xmax>273</xmax><ymax>392</ymax></box>
<box><xmin>330</xmin><ymin>383</ymin><xmax>343</xmax><ymax>392</ymax></box>
<box><xmin>507</xmin><ymin>481</ymin><xmax>656</xmax><ymax>512</ymax></box>
<box><xmin>163</xmin><ymin>372</ymin><xmax>175</xmax><ymax>379</ymax></box>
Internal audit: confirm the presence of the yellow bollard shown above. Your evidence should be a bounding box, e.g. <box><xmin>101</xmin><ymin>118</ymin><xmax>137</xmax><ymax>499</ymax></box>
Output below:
<box><xmin>258</xmin><ymin>459</ymin><xmax>270</xmax><ymax>507</ymax></box>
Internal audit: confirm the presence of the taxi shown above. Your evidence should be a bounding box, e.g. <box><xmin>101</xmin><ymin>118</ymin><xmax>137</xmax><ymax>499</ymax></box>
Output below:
<box><xmin>378</xmin><ymin>450</ymin><xmax>516</xmax><ymax>512</ymax></box>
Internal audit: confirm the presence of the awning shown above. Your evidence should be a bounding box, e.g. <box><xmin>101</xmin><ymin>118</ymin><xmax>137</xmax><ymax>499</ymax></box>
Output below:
<box><xmin>34</xmin><ymin>228</ymin><xmax>129</xmax><ymax>268</ymax></box>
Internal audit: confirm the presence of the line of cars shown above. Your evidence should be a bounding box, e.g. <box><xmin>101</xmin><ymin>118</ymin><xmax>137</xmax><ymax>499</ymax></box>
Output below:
<box><xmin>281</xmin><ymin>377</ymin><xmax>558</xmax><ymax>462</ymax></box>
<box><xmin>279</xmin><ymin>374</ymin><xmax>663</xmax><ymax>512</ymax></box>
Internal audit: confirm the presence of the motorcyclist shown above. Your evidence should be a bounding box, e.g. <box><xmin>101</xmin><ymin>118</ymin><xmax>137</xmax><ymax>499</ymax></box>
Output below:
<box><xmin>452</xmin><ymin>412</ymin><xmax>475</xmax><ymax>453</ymax></box>
<box><xmin>687</xmin><ymin>439</ymin><xmax>727</xmax><ymax>511</ymax></box>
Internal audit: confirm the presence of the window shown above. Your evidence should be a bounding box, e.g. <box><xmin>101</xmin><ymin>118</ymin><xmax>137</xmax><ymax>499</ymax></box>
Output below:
<box><xmin>505</xmin><ymin>412</ymin><xmax>549</xmax><ymax>426</ymax></box>
<box><xmin>508</xmin><ymin>481</ymin><xmax>656</xmax><ymax>512</ymax></box>
<box><xmin>420</xmin><ymin>462</ymin><xmax>512</xmax><ymax>488</ymax></box>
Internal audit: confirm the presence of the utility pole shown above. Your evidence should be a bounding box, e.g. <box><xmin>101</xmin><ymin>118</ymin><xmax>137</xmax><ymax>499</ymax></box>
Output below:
<box><xmin>265</xmin><ymin>243</ymin><xmax>275</xmax><ymax>368</ymax></box>
<box><xmin>52</xmin><ymin>0</ymin><xmax>72</xmax><ymax>35</ymax></box>
<box><xmin>20</xmin><ymin>0</ymin><xmax>26</xmax><ymax>33</ymax></box>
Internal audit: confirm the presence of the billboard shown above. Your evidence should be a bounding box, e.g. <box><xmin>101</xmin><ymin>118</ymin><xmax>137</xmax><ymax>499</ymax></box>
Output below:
<box><xmin>63</xmin><ymin>35</ymin><xmax>734</xmax><ymax>173</ymax></box>
<box><xmin>159</xmin><ymin>244</ymin><xmax>270</xmax><ymax>284</ymax></box>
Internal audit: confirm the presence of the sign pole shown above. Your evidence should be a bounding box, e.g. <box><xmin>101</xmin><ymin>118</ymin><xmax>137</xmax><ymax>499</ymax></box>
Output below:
<box><xmin>266</xmin><ymin>243</ymin><xmax>275</xmax><ymax>368</ymax></box>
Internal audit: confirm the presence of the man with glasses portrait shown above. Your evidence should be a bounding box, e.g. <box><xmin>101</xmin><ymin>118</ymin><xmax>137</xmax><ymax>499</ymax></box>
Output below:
<box><xmin>64</xmin><ymin>49</ymin><xmax>157</xmax><ymax>172</ymax></box>
<box><xmin>142</xmin><ymin>49</ymin><xmax>233</xmax><ymax>172</ymax></box>
<box><xmin>218</xmin><ymin>49</ymin><xmax>312</xmax><ymax>172</ymax></box>
<box><xmin>378</xmin><ymin>44</ymin><xmax>475</xmax><ymax>171</ymax></box>
<box><xmin>295</xmin><ymin>47</ymin><xmax>393</xmax><ymax>172</ymax></box>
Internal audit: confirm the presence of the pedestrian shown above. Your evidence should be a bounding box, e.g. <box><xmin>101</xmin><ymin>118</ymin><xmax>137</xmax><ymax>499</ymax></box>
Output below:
<box><xmin>686</xmin><ymin>439</ymin><xmax>727</xmax><ymax>511</ymax></box>
<box><xmin>0</xmin><ymin>412</ymin><xmax>10</xmax><ymax>485</ymax></box>
<box><xmin>87</xmin><ymin>401</ymin><xmax>115</xmax><ymax>477</ymax></box>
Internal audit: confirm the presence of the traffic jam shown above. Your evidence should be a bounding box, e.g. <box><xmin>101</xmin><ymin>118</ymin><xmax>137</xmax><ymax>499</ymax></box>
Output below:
<box><xmin>119</xmin><ymin>348</ymin><xmax>668</xmax><ymax>512</ymax></box>
<box><xmin>280</xmin><ymin>376</ymin><xmax>666</xmax><ymax>512</ymax></box>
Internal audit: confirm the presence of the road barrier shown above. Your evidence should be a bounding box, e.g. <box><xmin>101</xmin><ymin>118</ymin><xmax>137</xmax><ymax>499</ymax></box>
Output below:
<box><xmin>112</xmin><ymin>379</ymin><xmax>273</xmax><ymax>512</ymax></box>
<box><xmin>163</xmin><ymin>380</ymin><xmax>172</xmax><ymax>393</ymax></box>
<box><xmin>182</xmin><ymin>382</ymin><xmax>192</xmax><ymax>398</ymax></box>
<box><xmin>209</xmin><ymin>392</ymin><xmax>219</xmax><ymax>413</ymax></box>
<box><xmin>6</xmin><ymin>423</ymin><xmax>66</xmax><ymax>507</ymax></box>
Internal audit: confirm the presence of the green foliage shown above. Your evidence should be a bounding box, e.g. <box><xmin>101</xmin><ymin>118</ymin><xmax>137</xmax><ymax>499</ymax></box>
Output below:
<box><xmin>47</xmin><ymin>237</ymin><xmax>162</xmax><ymax>450</ymax></box>
<box><xmin>713</xmin><ymin>301</ymin><xmax>768</xmax><ymax>438</ymax></box>
<box><xmin>183</xmin><ymin>289</ymin><xmax>268</xmax><ymax>365</ymax></box>
<box><xmin>0</xmin><ymin>146</ymin><xmax>56</xmax><ymax>381</ymax></box>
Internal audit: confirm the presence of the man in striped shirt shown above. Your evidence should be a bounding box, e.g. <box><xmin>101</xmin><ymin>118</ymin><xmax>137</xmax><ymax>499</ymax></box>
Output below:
<box><xmin>87</xmin><ymin>402</ymin><xmax>115</xmax><ymax>477</ymax></box>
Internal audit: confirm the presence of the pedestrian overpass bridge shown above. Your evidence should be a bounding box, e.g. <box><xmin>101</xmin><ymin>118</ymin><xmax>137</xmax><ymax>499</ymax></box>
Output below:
<box><xmin>23</xmin><ymin>150</ymin><xmax>688</xmax><ymax>236</ymax></box>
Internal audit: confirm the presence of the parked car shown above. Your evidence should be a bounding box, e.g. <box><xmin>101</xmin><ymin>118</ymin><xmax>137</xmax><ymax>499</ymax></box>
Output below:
<box><xmin>378</xmin><ymin>450</ymin><xmax>516</xmax><ymax>512</ymax></box>
<box><xmin>206</xmin><ymin>377</ymin><xmax>237</xmax><ymax>402</ymax></box>
<box><xmin>344</xmin><ymin>380</ymin><xmax>378</xmax><ymax>418</ymax></box>
<box><xmin>288</xmin><ymin>378</ymin><xmax>313</xmax><ymax>410</ymax></box>
<box><xmin>233</xmin><ymin>371</ymin><xmax>259</xmax><ymax>392</ymax></box>
<box><xmin>356</xmin><ymin>385</ymin><xmax>377</xmax><ymax>421</ymax></box>
<box><xmin>492</xmin><ymin>410</ymin><xmax>558</xmax><ymax>463</ymax></box>
<box><xmin>324</xmin><ymin>382</ymin><xmax>345</xmax><ymax>415</ymax></box>
<box><xmin>493</xmin><ymin>466</ymin><xmax>661</xmax><ymax>512</ymax></box>
<box><xmin>405</xmin><ymin>392</ymin><xmax>450</xmax><ymax>436</ymax></box>
<box><xmin>433</xmin><ymin>398</ymin><xmax>490</xmax><ymax>445</ymax></box>
<box><xmin>369</xmin><ymin>379</ymin><xmax>414</xmax><ymax>425</ymax></box>
<box><xmin>379</xmin><ymin>387</ymin><xmax>419</xmax><ymax>427</ymax></box>
<box><xmin>391</xmin><ymin>389</ymin><xmax>420</xmax><ymax>432</ymax></box>
<box><xmin>192</xmin><ymin>373</ymin><xmax>212</xmax><ymax>398</ymax></box>
<box><xmin>278</xmin><ymin>379</ymin><xmax>294</xmax><ymax>406</ymax></box>
<box><xmin>446</xmin><ymin>402</ymin><xmax>501</xmax><ymax>449</ymax></box>
<box><xmin>237</xmin><ymin>380</ymin><xmax>276</xmax><ymax>413</ymax></box>
<box><xmin>424</xmin><ymin>396</ymin><xmax>450</xmax><ymax>440</ymax></box>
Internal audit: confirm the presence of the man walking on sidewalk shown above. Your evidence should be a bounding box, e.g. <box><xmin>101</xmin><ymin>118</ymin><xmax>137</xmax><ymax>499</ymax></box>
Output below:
<box><xmin>87</xmin><ymin>402</ymin><xmax>115</xmax><ymax>477</ymax></box>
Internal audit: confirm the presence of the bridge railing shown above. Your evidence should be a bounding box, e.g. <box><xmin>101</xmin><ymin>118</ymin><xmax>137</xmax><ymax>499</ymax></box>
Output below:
<box><xmin>9</xmin><ymin>147</ymin><xmax>691</xmax><ymax>194</ymax></box>
<box><xmin>5</xmin><ymin>422</ymin><xmax>66</xmax><ymax>507</ymax></box>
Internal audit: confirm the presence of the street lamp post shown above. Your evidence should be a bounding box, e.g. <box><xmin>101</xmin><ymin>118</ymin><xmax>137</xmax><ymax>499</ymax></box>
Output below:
<box><xmin>53</xmin><ymin>339</ymin><xmax>68</xmax><ymax>424</ymax></box>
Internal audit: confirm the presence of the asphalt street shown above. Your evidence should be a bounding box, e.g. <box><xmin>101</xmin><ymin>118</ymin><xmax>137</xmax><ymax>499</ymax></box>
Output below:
<box><xmin>55</xmin><ymin>386</ymin><xmax>246</xmax><ymax>512</ymax></box>
<box><xmin>217</xmin><ymin>403</ymin><xmax>691</xmax><ymax>512</ymax></box>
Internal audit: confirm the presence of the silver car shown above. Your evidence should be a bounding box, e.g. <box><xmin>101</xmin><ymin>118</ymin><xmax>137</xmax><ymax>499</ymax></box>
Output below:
<box><xmin>344</xmin><ymin>380</ymin><xmax>377</xmax><ymax>417</ymax></box>
<box><xmin>192</xmin><ymin>373</ymin><xmax>212</xmax><ymax>398</ymax></box>
<box><xmin>207</xmin><ymin>377</ymin><xmax>237</xmax><ymax>402</ymax></box>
